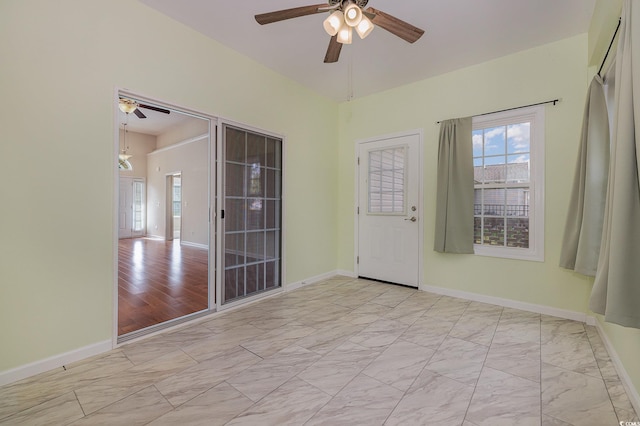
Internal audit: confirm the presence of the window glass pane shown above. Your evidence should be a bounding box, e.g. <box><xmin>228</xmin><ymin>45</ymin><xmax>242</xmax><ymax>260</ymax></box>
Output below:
<box><xmin>266</xmin><ymin>168</ymin><xmax>280</xmax><ymax>198</ymax></box>
<box><xmin>246</xmin><ymin>231</ymin><xmax>264</xmax><ymax>263</ymax></box>
<box><xmin>368</xmin><ymin>147</ymin><xmax>405</xmax><ymax>214</ymax></box>
<box><xmin>225</xmin><ymin>233</ymin><xmax>245</xmax><ymax>267</ymax></box>
<box><xmin>245</xmin><ymin>264</ymin><xmax>259</xmax><ymax>295</ymax></box>
<box><xmin>226</xmin><ymin>163</ymin><xmax>244</xmax><ymax>197</ymax></box>
<box><xmin>265</xmin><ymin>230</ymin><xmax>279</xmax><ymax>259</ymax></box>
<box><xmin>484</xmin><ymin>126</ymin><xmax>506</xmax><ymax>156</ymax></box>
<box><xmin>247</xmin><ymin>164</ymin><xmax>263</xmax><ymax>197</ymax></box>
<box><xmin>224</xmin><ymin>267</ymin><xmax>242</xmax><ymax>300</ymax></box>
<box><xmin>246</xmin><ymin>133</ymin><xmax>265</xmax><ymax>165</ymax></box>
<box><xmin>473</xmin><ymin>158</ymin><xmax>484</xmax><ymax>183</ymax></box>
<box><xmin>474</xmin><ymin>216</ymin><xmax>482</xmax><ymax>244</ymax></box>
<box><xmin>246</xmin><ymin>199</ymin><xmax>264</xmax><ymax>230</ymax></box>
<box><xmin>506</xmin><ymin>188</ymin><xmax>529</xmax><ymax>217</ymax></box>
<box><xmin>507</xmin><ymin>122</ymin><xmax>530</xmax><ymax>154</ymax></box>
<box><xmin>225</xmin><ymin>198</ymin><xmax>245</xmax><ymax>232</ymax></box>
<box><xmin>507</xmin><ymin>155</ymin><xmax>530</xmax><ymax>183</ymax></box>
<box><xmin>226</xmin><ymin>128</ymin><xmax>245</xmax><ymax>163</ymax></box>
<box><xmin>472</xmin><ymin>129</ymin><xmax>484</xmax><ymax>157</ymax></box>
<box><xmin>482</xmin><ymin>188</ymin><xmax>506</xmax><ymax>216</ymax></box>
<box><xmin>507</xmin><ymin>218</ymin><xmax>529</xmax><ymax>248</ymax></box>
<box><xmin>483</xmin><ymin>217</ymin><xmax>505</xmax><ymax>246</ymax></box>
<box><xmin>266</xmin><ymin>138</ymin><xmax>281</xmax><ymax>169</ymax></box>
<box><xmin>483</xmin><ymin>158</ymin><xmax>506</xmax><ymax>184</ymax></box>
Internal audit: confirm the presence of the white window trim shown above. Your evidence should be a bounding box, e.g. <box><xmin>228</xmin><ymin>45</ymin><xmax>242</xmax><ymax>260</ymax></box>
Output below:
<box><xmin>472</xmin><ymin>105</ymin><xmax>545</xmax><ymax>262</ymax></box>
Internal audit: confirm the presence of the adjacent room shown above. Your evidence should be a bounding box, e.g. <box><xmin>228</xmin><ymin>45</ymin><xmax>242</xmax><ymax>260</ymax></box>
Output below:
<box><xmin>1</xmin><ymin>0</ymin><xmax>639</xmax><ymax>424</ymax></box>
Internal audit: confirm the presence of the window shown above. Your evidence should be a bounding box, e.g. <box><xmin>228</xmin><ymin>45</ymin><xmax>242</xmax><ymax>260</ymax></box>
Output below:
<box><xmin>472</xmin><ymin>106</ymin><xmax>544</xmax><ymax>261</ymax></box>
<box><xmin>172</xmin><ymin>176</ymin><xmax>181</xmax><ymax>217</ymax></box>
<box><xmin>368</xmin><ymin>146</ymin><xmax>406</xmax><ymax>214</ymax></box>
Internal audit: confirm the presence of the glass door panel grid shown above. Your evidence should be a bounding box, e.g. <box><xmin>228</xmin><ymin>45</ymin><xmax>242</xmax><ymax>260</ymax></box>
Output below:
<box><xmin>223</xmin><ymin>125</ymin><xmax>282</xmax><ymax>304</ymax></box>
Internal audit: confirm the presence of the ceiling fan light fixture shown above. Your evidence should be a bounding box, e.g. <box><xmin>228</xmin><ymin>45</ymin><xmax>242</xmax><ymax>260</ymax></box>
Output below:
<box><xmin>355</xmin><ymin>15</ymin><xmax>373</xmax><ymax>39</ymax></box>
<box><xmin>323</xmin><ymin>10</ymin><xmax>343</xmax><ymax>36</ymax></box>
<box><xmin>337</xmin><ymin>23</ymin><xmax>352</xmax><ymax>44</ymax></box>
<box><xmin>343</xmin><ymin>3</ymin><xmax>362</xmax><ymax>27</ymax></box>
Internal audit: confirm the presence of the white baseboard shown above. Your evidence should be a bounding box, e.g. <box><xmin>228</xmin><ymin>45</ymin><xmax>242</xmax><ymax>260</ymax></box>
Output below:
<box><xmin>180</xmin><ymin>241</ymin><xmax>208</xmax><ymax>250</ymax></box>
<box><xmin>594</xmin><ymin>321</ymin><xmax>640</xmax><ymax>417</ymax></box>
<box><xmin>421</xmin><ymin>283</ymin><xmax>589</xmax><ymax>323</ymax></box>
<box><xmin>0</xmin><ymin>340</ymin><xmax>112</xmax><ymax>387</ymax></box>
<box><xmin>335</xmin><ymin>269</ymin><xmax>357</xmax><ymax>278</ymax></box>
<box><xmin>286</xmin><ymin>270</ymin><xmax>342</xmax><ymax>292</ymax></box>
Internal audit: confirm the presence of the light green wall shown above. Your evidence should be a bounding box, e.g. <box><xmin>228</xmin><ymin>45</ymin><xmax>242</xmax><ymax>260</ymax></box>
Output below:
<box><xmin>0</xmin><ymin>0</ymin><xmax>338</xmax><ymax>371</ymax></box>
<box><xmin>338</xmin><ymin>34</ymin><xmax>591</xmax><ymax>311</ymax></box>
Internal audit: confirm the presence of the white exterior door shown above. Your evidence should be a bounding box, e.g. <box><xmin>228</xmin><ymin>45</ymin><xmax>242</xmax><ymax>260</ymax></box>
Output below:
<box><xmin>357</xmin><ymin>132</ymin><xmax>422</xmax><ymax>287</ymax></box>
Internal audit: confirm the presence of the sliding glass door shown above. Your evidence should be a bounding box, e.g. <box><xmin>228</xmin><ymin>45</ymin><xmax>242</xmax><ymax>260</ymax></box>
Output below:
<box><xmin>222</xmin><ymin>124</ymin><xmax>282</xmax><ymax>304</ymax></box>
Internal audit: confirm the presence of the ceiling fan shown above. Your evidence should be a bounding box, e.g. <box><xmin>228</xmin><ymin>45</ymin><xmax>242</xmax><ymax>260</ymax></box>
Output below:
<box><xmin>118</xmin><ymin>98</ymin><xmax>171</xmax><ymax>119</ymax></box>
<box><xmin>255</xmin><ymin>0</ymin><xmax>424</xmax><ymax>63</ymax></box>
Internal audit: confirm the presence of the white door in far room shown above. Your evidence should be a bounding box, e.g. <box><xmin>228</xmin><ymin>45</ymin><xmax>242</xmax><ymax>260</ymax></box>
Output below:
<box><xmin>119</xmin><ymin>177</ymin><xmax>133</xmax><ymax>239</ymax></box>
<box><xmin>357</xmin><ymin>132</ymin><xmax>421</xmax><ymax>288</ymax></box>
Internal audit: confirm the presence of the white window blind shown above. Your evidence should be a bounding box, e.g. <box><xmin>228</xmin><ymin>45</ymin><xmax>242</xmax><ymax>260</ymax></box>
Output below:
<box><xmin>368</xmin><ymin>146</ymin><xmax>406</xmax><ymax>214</ymax></box>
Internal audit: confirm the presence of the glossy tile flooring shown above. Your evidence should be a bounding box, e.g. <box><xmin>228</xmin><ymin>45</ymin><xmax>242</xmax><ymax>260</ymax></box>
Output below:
<box><xmin>1</xmin><ymin>276</ymin><xmax>638</xmax><ymax>425</ymax></box>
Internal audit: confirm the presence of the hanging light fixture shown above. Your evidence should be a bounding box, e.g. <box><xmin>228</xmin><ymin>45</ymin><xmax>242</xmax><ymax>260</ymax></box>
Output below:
<box><xmin>343</xmin><ymin>2</ymin><xmax>362</xmax><ymax>27</ymax></box>
<box><xmin>337</xmin><ymin>20</ymin><xmax>353</xmax><ymax>44</ymax></box>
<box><xmin>119</xmin><ymin>122</ymin><xmax>132</xmax><ymax>161</ymax></box>
<box><xmin>118</xmin><ymin>105</ymin><xmax>133</xmax><ymax>170</ymax></box>
<box><xmin>355</xmin><ymin>14</ymin><xmax>373</xmax><ymax>39</ymax></box>
<box><xmin>323</xmin><ymin>1</ymin><xmax>373</xmax><ymax>44</ymax></box>
<box><xmin>323</xmin><ymin>10</ymin><xmax>343</xmax><ymax>36</ymax></box>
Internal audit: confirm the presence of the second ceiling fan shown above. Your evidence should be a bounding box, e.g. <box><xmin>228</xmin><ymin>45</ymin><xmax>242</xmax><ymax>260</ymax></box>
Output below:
<box><xmin>255</xmin><ymin>0</ymin><xmax>424</xmax><ymax>63</ymax></box>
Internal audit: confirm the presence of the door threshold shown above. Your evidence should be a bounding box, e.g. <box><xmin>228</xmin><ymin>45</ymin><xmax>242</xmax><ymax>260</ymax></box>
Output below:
<box><xmin>358</xmin><ymin>276</ymin><xmax>418</xmax><ymax>289</ymax></box>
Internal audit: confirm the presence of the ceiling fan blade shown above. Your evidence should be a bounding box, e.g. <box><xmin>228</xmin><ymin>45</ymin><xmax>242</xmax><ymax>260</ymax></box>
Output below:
<box><xmin>134</xmin><ymin>108</ymin><xmax>146</xmax><ymax>119</ymax></box>
<box><xmin>255</xmin><ymin>4</ymin><xmax>327</xmax><ymax>25</ymax></box>
<box><xmin>324</xmin><ymin>35</ymin><xmax>342</xmax><ymax>63</ymax></box>
<box><xmin>366</xmin><ymin>7</ymin><xmax>425</xmax><ymax>44</ymax></box>
<box><xmin>138</xmin><ymin>103</ymin><xmax>170</xmax><ymax>115</ymax></box>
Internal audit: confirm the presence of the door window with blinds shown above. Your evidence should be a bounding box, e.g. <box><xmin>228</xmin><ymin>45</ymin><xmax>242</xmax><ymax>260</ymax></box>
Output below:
<box><xmin>222</xmin><ymin>124</ymin><xmax>282</xmax><ymax>304</ymax></box>
<box><xmin>368</xmin><ymin>146</ymin><xmax>407</xmax><ymax>215</ymax></box>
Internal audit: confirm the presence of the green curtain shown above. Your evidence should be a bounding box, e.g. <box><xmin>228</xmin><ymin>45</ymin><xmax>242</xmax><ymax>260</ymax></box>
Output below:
<box><xmin>434</xmin><ymin>118</ymin><xmax>474</xmax><ymax>254</ymax></box>
<box><xmin>559</xmin><ymin>76</ymin><xmax>610</xmax><ymax>276</ymax></box>
<box><xmin>590</xmin><ymin>0</ymin><xmax>640</xmax><ymax>329</ymax></box>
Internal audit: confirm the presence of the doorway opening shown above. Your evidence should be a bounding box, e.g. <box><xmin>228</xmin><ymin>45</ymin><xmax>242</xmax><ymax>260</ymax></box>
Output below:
<box><xmin>116</xmin><ymin>91</ymin><xmax>214</xmax><ymax>341</ymax></box>
<box><xmin>166</xmin><ymin>173</ymin><xmax>182</xmax><ymax>241</ymax></box>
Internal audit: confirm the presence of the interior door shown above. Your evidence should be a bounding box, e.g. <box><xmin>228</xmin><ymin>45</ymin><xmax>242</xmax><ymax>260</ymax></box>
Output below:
<box><xmin>358</xmin><ymin>132</ymin><xmax>421</xmax><ymax>287</ymax></box>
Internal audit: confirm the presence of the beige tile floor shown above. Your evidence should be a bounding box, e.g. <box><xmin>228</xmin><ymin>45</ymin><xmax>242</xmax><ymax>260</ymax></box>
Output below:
<box><xmin>1</xmin><ymin>276</ymin><xmax>638</xmax><ymax>425</ymax></box>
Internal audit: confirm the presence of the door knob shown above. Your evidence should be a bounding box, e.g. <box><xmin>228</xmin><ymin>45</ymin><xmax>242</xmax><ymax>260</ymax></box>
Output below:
<box><xmin>404</xmin><ymin>216</ymin><xmax>417</xmax><ymax>222</ymax></box>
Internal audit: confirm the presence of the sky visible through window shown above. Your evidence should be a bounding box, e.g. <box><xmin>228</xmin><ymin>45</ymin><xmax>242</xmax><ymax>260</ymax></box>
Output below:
<box><xmin>473</xmin><ymin>122</ymin><xmax>530</xmax><ymax>165</ymax></box>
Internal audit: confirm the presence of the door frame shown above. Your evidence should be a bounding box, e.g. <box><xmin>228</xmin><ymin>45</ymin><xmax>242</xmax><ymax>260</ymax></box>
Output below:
<box><xmin>165</xmin><ymin>172</ymin><xmax>182</xmax><ymax>241</ymax></box>
<box><xmin>354</xmin><ymin>129</ymin><xmax>424</xmax><ymax>288</ymax></box>
<box><xmin>112</xmin><ymin>88</ymin><xmax>218</xmax><ymax>346</ymax></box>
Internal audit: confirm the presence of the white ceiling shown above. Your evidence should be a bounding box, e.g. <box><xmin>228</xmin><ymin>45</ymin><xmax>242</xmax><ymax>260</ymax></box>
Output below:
<box><xmin>138</xmin><ymin>0</ymin><xmax>595</xmax><ymax>102</ymax></box>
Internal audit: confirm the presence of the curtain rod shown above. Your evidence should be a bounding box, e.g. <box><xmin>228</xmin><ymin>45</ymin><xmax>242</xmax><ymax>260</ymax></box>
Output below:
<box><xmin>597</xmin><ymin>17</ymin><xmax>622</xmax><ymax>78</ymax></box>
<box><xmin>436</xmin><ymin>98</ymin><xmax>561</xmax><ymax>124</ymax></box>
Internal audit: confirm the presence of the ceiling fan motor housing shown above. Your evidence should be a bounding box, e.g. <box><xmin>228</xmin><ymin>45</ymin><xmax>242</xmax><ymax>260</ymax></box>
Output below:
<box><xmin>329</xmin><ymin>0</ymin><xmax>369</xmax><ymax>8</ymax></box>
